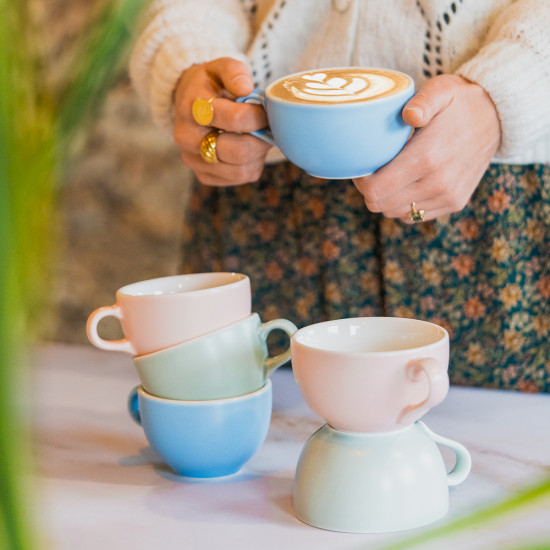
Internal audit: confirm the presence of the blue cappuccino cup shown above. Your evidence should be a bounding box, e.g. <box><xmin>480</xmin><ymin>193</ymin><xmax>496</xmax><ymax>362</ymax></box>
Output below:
<box><xmin>128</xmin><ymin>381</ymin><xmax>272</xmax><ymax>478</ymax></box>
<box><xmin>237</xmin><ymin>67</ymin><xmax>414</xmax><ymax>179</ymax></box>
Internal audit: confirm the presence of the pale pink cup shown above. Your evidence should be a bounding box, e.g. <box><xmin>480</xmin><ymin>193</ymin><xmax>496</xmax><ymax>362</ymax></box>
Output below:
<box><xmin>291</xmin><ymin>317</ymin><xmax>449</xmax><ymax>433</ymax></box>
<box><xmin>87</xmin><ymin>273</ymin><xmax>251</xmax><ymax>356</ymax></box>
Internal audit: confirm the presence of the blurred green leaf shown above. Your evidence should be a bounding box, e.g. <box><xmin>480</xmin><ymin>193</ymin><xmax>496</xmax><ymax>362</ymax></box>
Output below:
<box><xmin>0</xmin><ymin>0</ymin><xmax>147</xmax><ymax>547</ymax></box>
<box><xmin>59</xmin><ymin>0</ymin><xmax>148</xmax><ymax>144</ymax></box>
<box><xmin>375</xmin><ymin>475</ymin><xmax>550</xmax><ymax>550</ymax></box>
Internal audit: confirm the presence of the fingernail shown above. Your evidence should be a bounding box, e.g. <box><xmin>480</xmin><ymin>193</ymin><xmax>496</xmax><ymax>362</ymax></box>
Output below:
<box><xmin>405</xmin><ymin>106</ymin><xmax>425</xmax><ymax>120</ymax></box>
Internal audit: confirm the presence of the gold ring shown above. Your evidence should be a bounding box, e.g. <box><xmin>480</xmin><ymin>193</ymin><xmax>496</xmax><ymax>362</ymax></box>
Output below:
<box><xmin>192</xmin><ymin>97</ymin><xmax>216</xmax><ymax>126</ymax></box>
<box><xmin>408</xmin><ymin>202</ymin><xmax>425</xmax><ymax>223</ymax></box>
<box><xmin>200</xmin><ymin>130</ymin><xmax>220</xmax><ymax>163</ymax></box>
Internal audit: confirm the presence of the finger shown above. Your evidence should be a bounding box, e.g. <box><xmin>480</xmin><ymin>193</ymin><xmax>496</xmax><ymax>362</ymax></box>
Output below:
<box><xmin>207</xmin><ymin>98</ymin><xmax>268</xmax><ymax>133</ymax></box>
<box><xmin>175</xmin><ymin>124</ymin><xmax>270</xmax><ymax>164</ymax></box>
<box><xmin>216</xmin><ymin>132</ymin><xmax>272</xmax><ymax>164</ymax></box>
<box><xmin>353</xmin><ymin>131</ymin><xmax>434</xmax><ymax>208</ymax></box>
<box><xmin>204</xmin><ymin>58</ymin><xmax>268</xmax><ymax>131</ymax></box>
<box><xmin>174</xmin><ymin>64</ymin><xmax>220</xmax><ymax>122</ymax></box>
<box><xmin>402</xmin><ymin>75</ymin><xmax>456</xmax><ymax>128</ymax></box>
<box><xmin>362</xmin><ymin>177</ymin><xmax>422</xmax><ymax>215</ymax></box>
<box><xmin>205</xmin><ymin>57</ymin><xmax>254</xmax><ymax>98</ymax></box>
<box><xmin>377</xmin><ymin>180</ymin><xmax>469</xmax><ymax>221</ymax></box>
<box><xmin>372</xmin><ymin>170</ymin><xmax>472</xmax><ymax>218</ymax></box>
<box><xmin>373</xmin><ymin>198</ymin><xmax>444</xmax><ymax>223</ymax></box>
<box><xmin>181</xmin><ymin>151</ymin><xmax>266</xmax><ymax>186</ymax></box>
<box><xmin>399</xmin><ymin>205</ymin><xmax>450</xmax><ymax>224</ymax></box>
<box><xmin>381</xmin><ymin>198</ymin><xmax>445</xmax><ymax>222</ymax></box>
<box><xmin>173</xmin><ymin>118</ymin><xmax>211</xmax><ymax>151</ymax></box>
<box><xmin>354</xmin><ymin>111</ymin><xmax>452</xmax><ymax>209</ymax></box>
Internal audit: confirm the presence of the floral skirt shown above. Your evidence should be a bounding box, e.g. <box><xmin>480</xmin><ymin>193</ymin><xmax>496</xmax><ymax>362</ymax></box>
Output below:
<box><xmin>181</xmin><ymin>162</ymin><xmax>550</xmax><ymax>392</ymax></box>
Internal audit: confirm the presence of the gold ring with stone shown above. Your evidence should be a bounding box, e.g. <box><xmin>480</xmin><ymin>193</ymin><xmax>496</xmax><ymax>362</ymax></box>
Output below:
<box><xmin>192</xmin><ymin>97</ymin><xmax>216</xmax><ymax>126</ymax></box>
<box><xmin>200</xmin><ymin>129</ymin><xmax>221</xmax><ymax>163</ymax></box>
<box><xmin>409</xmin><ymin>202</ymin><xmax>425</xmax><ymax>223</ymax></box>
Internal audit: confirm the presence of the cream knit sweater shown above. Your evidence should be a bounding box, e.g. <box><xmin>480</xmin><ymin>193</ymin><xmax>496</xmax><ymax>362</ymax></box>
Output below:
<box><xmin>129</xmin><ymin>0</ymin><xmax>550</xmax><ymax>164</ymax></box>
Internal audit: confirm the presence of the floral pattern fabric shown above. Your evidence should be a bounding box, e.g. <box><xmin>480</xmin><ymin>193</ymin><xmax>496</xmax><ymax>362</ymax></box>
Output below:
<box><xmin>181</xmin><ymin>162</ymin><xmax>550</xmax><ymax>392</ymax></box>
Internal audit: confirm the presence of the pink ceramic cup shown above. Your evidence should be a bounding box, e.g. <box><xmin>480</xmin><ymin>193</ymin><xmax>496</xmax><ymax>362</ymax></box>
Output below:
<box><xmin>86</xmin><ymin>273</ymin><xmax>251</xmax><ymax>356</ymax></box>
<box><xmin>291</xmin><ymin>317</ymin><xmax>449</xmax><ymax>433</ymax></box>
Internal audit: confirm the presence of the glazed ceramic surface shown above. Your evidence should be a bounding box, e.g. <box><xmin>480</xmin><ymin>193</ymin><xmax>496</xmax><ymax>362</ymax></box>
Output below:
<box><xmin>133</xmin><ymin>313</ymin><xmax>297</xmax><ymax>400</ymax></box>
<box><xmin>293</xmin><ymin>421</ymin><xmax>471</xmax><ymax>533</ymax></box>
<box><xmin>291</xmin><ymin>317</ymin><xmax>449</xmax><ymax>432</ymax></box>
<box><xmin>127</xmin><ymin>381</ymin><xmax>272</xmax><ymax>478</ymax></box>
<box><xmin>237</xmin><ymin>68</ymin><xmax>414</xmax><ymax>179</ymax></box>
<box><xmin>87</xmin><ymin>272</ymin><xmax>251</xmax><ymax>355</ymax></box>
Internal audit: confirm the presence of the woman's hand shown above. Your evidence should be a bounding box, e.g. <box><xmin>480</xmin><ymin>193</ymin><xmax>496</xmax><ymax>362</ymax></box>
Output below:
<box><xmin>352</xmin><ymin>74</ymin><xmax>501</xmax><ymax>222</ymax></box>
<box><xmin>173</xmin><ymin>57</ymin><xmax>271</xmax><ymax>186</ymax></box>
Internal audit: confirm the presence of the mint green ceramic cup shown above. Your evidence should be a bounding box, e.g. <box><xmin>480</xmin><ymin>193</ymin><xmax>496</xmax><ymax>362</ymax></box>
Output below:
<box><xmin>293</xmin><ymin>421</ymin><xmax>471</xmax><ymax>533</ymax></box>
<box><xmin>133</xmin><ymin>313</ymin><xmax>297</xmax><ymax>400</ymax></box>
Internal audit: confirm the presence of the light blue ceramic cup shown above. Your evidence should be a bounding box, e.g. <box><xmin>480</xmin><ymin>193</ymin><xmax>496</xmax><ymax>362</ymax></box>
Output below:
<box><xmin>237</xmin><ymin>67</ymin><xmax>414</xmax><ymax>179</ymax></box>
<box><xmin>293</xmin><ymin>421</ymin><xmax>471</xmax><ymax>533</ymax></box>
<box><xmin>128</xmin><ymin>381</ymin><xmax>272</xmax><ymax>478</ymax></box>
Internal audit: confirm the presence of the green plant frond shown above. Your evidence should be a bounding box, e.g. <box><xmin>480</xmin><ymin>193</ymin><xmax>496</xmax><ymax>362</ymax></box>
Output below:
<box><xmin>58</xmin><ymin>0</ymin><xmax>149</xmax><ymax>144</ymax></box>
<box><xmin>0</xmin><ymin>1</ymin><xmax>148</xmax><ymax>548</ymax></box>
<box><xmin>374</xmin><ymin>475</ymin><xmax>550</xmax><ymax>550</ymax></box>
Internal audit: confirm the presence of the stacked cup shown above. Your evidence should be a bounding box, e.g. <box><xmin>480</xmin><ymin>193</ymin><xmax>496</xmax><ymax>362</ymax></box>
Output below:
<box><xmin>87</xmin><ymin>272</ymin><xmax>297</xmax><ymax>478</ymax></box>
<box><xmin>290</xmin><ymin>317</ymin><xmax>472</xmax><ymax>533</ymax></box>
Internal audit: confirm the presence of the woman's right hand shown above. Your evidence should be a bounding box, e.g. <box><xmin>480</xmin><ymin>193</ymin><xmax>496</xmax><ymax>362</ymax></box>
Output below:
<box><xmin>173</xmin><ymin>57</ymin><xmax>272</xmax><ymax>186</ymax></box>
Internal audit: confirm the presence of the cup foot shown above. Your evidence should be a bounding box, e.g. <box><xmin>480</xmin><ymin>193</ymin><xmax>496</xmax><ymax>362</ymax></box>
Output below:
<box><xmin>293</xmin><ymin>507</ymin><xmax>447</xmax><ymax>534</ymax></box>
<box><xmin>306</xmin><ymin>170</ymin><xmax>374</xmax><ymax>180</ymax></box>
<box><xmin>172</xmin><ymin>465</ymin><xmax>242</xmax><ymax>479</ymax></box>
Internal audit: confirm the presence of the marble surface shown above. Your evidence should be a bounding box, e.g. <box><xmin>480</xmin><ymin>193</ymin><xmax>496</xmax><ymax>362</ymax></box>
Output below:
<box><xmin>30</xmin><ymin>343</ymin><xmax>550</xmax><ymax>550</ymax></box>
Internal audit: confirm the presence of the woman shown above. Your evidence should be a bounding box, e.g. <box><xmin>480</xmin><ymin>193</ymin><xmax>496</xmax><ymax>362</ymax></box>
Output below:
<box><xmin>130</xmin><ymin>0</ymin><xmax>550</xmax><ymax>391</ymax></box>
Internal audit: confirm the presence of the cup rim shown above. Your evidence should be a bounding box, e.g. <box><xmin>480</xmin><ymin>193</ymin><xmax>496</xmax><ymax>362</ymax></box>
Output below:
<box><xmin>292</xmin><ymin>317</ymin><xmax>448</xmax><ymax>356</ymax></box>
<box><xmin>323</xmin><ymin>421</ymin><xmax>416</xmax><ymax>438</ymax></box>
<box><xmin>133</xmin><ymin>312</ymin><xmax>260</xmax><ymax>362</ymax></box>
<box><xmin>136</xmin><ymin>378</ymin><xmax>271</xmax><ymax>405</ymax></box>
<box><xmin>265</xmin><ymin>66</ymin><xmax>414</xmax><ymax>107</ymax></box>
<box><xmin>117</xmin><ymin>272</ymin><xmax>249</xmax><ymax>297</ymax></box>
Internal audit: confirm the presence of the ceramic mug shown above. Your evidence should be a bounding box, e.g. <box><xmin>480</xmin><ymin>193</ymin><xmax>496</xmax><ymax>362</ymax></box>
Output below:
<box><xmin>291</xmin><ymin>317</ymin><xmax>449</xmax><ymax>432</ymax></box>
<box><xmin>128</xmin><ymin>381</ymin><xmax>272</xmax><ymax>478</ymax></box>
<box><xmin>236</xmin><ymin>67</ymin><xmax>414</xmax><ymax>179</ymax></box>
<box><xmin>293</xmin><ymin>421</ymin><xmax>471</xmax><ymax>533</ymax></box>
<box><xmin>86</xmin><ymin>272</ymin><xmax>251</xmax><ymax>356</ymax></box>
<box><xmin>133</xmin><ymin>313</ymin><xmax>297</xmax><ymax>400</ymax></box>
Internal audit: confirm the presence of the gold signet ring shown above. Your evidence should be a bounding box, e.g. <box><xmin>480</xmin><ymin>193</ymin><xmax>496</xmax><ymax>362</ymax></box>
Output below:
<box><xmin>200</xmin><ymin>130</ymin><xmax>220</xmax><ymax>163</ymax></box>
<box><xmin>192</xmin><ymin>97</ymin><xmax>215</xmax><ymax>126</ymax></box>
<box><xmin>408</xmin><ymin>202</ymin><xmax>426</xmax><ymax>223</ymax></box>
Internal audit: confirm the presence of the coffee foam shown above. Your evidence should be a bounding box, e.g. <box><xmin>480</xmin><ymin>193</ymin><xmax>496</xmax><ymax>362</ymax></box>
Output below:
<box><xmin>268</xmin><ymin>68</ymin><xmax>410</xmax><ymax>104</ymax></box>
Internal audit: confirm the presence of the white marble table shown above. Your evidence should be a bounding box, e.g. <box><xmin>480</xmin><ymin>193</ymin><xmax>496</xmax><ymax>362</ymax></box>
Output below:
<box><xmin>31</xmin><ymin>343</ymin><xmax>550</xmax><ymax>550</ymax></box>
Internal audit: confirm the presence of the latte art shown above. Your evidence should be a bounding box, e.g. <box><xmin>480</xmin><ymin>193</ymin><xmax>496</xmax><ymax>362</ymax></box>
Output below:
<box><xmin>268</xmin><ymin>68</ymin><xmax>411</xmax><ymax>105</ymax></box>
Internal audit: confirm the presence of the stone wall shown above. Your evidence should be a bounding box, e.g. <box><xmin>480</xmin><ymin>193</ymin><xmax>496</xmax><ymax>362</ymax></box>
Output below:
<box><xmin>34</xmin><ymin>0</ymin><xmax>194</xmax><ymax>344</ymax></box>
<box><xmin>48</xmin><ymin>78</ymin><xmax>193</xmax><ymax>344</ymax></box>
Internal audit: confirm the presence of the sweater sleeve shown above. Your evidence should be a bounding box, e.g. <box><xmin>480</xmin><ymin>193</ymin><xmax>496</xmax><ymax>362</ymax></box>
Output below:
<box><xmin>129</xmin><ymin>0</ymin><xmax>251</xmax><ymax>130</ymax></box>
<box><xmin>455</xmin><ymin>0</ymin><xmax>550</xmax><ymax>159</ymax></box>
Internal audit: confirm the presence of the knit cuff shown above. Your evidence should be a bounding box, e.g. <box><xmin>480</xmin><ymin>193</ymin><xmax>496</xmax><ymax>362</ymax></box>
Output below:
<box><xmin>129</xmin><ymin>1</ymin><xmax>250</xmax><ymax>132</ymax></box>
<box><xmin>456</xmin><ymin>40</ymin><xmax>550</xmax><ymax>159</ymax></box>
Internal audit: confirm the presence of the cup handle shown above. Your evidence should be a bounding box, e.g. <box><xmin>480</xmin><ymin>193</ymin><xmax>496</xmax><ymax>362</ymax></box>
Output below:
<box><xmin>127</xmin><ymin>386</ymin><xmax>142</xmax><ymax>425</ymax></box>
<box><xmin>258</xmin><ymin>318</ymin><xmax>298</xmax><ymax>377</ymax></box>
<box><xmin>86</xmin><ymin>305</ymin><xmax>136</xmax><ymax>355</ymax></box>
<box><xmin>417</xmin><ymin>421</ymin><xmax>472</xmax><ymax>486</ymax></box>
<box><xmin>235</xmin><ymin>89</ymin><xmax>278</xmax><ymax>147</ymax></box>
<box><xmin>398</xmin><ymin>357</ymin><xmax>449</xmax><ymax>426</ymax></box>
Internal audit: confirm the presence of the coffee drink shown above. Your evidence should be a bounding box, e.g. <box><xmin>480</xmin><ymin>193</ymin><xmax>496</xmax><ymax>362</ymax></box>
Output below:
<box><xmin>267</xmin><ymin>68</ymin><xmax>411</xmax><ymax>105</ymax></box>
<box><xmin>237</xmin><ymin>66</ymin><xmax>414</xmax><ymax>178</ymax></box>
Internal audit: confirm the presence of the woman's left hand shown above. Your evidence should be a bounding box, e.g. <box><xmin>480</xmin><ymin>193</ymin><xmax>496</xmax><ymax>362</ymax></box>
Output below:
<box><xmin>352</xmin><ymin>74</ymin><xmax>501</xmax><ymax>223</ymax></box>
